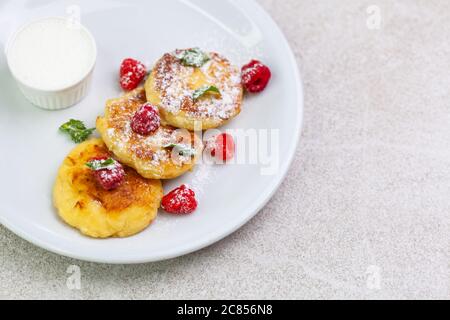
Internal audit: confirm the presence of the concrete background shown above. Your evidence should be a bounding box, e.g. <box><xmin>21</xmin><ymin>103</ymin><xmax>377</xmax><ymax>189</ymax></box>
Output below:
<box><xmin>1</xmin><ymin>0</ymin><xmax>449</xmax><ymax>299</ymax></box>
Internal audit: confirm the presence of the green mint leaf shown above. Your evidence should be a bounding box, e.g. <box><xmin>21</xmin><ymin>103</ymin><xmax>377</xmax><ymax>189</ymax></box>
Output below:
<box><xmin>192</xmin><ymin>85</ymin><xmax>221</xmax><ymax>101</ymax></box>
<box><xmin>86</xmin><ymin>158</ymin><xmax>116</xmax><ymax>171</ymax></box>
<box><xmin>163</xmin><ymin>143</ymin><xmax>197</xmax><ymax>157</ymax></box>
<box><xmin>163</xmin><ymin>143</ymin><xmax>178</xmax><ymax>148</ymax></box>
<box><xmin>176</xmin><ymin>48</ymin><xmax>210</xmax><ymax>67</ymax></box>
<box><xmin>59</xmin><ymin>119</ymin><xmax>95</xmax><ymax>143</ymax></box>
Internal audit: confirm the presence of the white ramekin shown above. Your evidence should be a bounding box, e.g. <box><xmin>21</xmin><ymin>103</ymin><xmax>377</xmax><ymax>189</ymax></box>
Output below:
<box><xmin>5</xmin><ymin>17</ymin><xmax>97</xmax><ymax>111</ymax></box>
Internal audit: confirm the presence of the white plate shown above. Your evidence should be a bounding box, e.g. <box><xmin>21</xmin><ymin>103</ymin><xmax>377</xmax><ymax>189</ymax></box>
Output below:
<box><xmin>0</xmin><ymin>0</ymin><xmax>303</xmax><ymax>264</ymax></box>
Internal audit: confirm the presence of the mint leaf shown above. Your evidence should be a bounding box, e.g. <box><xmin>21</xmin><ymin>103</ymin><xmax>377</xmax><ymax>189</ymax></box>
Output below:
<box><xmin>193</xmin><ymin>85</ymin><xmax>221</xmax><ymax>101</ymax></box>
<box><xmin>86</xmin><ymin>158</ymin><xmax>116</xmax><ymax>171</ymax></box>
<box><xmin>176</xmin><ymin>48</ymin><xmax>210</xmax><ymax>67</ymax></box>
<box><xmin>163</xmin><ymin>143</ymin><xmax>197</xmax><ymax>157</ymax></box>
<box><xmin>59</xmin><ymin>119</ymin><xmax>95</xmax><ymax>143</ymax></box>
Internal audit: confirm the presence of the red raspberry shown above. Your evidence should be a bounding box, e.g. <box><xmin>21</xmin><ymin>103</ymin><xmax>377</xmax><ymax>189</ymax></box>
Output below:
<box><xmin>89</xmin><ymin>157</ymin><xmax>125</xmax><ymax>191</ymax></box>
<box><xmin>131</xmin><ymin>103</ymin><xmax>160</xmax><ymax>135</ymax></box>
<box><xmin>161</xmin><ymin>185</ymin><xmax>198</xmax><ymax>214</ymax></box>
<box><xmin>210</xmin><ymin>133</ymin><xmax>235</xmax><ymax>162</ymax></box>
<box><xmin>241</xmin><ymin>60</ymin><xmax>272</xmax><ymax>93</ymax></box>
<box><xmin>119</xmin><ymin>58</ymin><xmax>147</xmax><ymax>91</ymax></box>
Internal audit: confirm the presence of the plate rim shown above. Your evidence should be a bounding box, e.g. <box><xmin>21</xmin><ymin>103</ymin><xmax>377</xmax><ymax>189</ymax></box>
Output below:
<box><xmin>0</xmin><ymin>0</ymin><xmax>304</xmax><ymax>264</ymax></box>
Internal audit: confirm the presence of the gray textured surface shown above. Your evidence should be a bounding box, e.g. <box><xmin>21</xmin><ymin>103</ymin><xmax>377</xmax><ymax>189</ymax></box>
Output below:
<box><xmin>1</xmin><ymin>0</ymin><xmax>449</xmax><ymax>300</ymax></box>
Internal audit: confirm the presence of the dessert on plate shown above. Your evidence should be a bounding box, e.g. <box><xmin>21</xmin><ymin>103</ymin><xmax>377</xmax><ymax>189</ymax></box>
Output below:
<box><xmin>97</xmin><ymin>87</ymin><xmax>203</xmax><ymax>180</ymax></box>
<box><xmin>54</xmin><ymin>47</ymin><xmax>271</xmax><ymax>238</ymax></box>
<box><xmin>145</xmin><ymin>48</ymin><xmax>244</xmax><ymax>130</ymax></box>
<box><xmin>53</xmin><ymin>139</ymin><xmax>163</xmax><ymax>238</ymax></box>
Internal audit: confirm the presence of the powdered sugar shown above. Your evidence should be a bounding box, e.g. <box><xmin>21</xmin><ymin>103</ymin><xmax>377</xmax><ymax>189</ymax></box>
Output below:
<box><xmin>103</xmin><ymin>89</ymin><xmax>197</xmax><ymax>168</ymax></box>
<box><xmin>153</xmin><ymin>50</ymin><xmax>243</xmax><ymax>121</ymax></box>
<box><xmin>189</xmin><ymin>163</ymin><xmax>216</xmax><ymax>199</ymax></box>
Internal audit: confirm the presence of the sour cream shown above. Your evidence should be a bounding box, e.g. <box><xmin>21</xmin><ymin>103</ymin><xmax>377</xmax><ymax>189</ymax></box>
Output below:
<box><xmin>6</xmin><ymin>17</ymin><xmax>97</xmax><ymax>109</ymax></box>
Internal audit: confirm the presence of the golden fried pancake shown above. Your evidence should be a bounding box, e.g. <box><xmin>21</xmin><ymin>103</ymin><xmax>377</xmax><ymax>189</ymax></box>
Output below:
<box><xmin>145</xmin><ymin>49</ymin><xmax>244</xmax><ymax>130</ymax></box>
<box><xmin>97</xmin><ymin>88</ymin><xmax>203</xmax><ymax>179</ymax></box>
<box><xmin>53</xmin><ymin>139</ymin><xmax>163</xmax><ymax>238</ymax></box>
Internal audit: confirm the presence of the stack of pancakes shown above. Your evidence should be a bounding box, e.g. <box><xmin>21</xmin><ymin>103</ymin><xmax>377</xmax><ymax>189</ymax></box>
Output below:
<box><xmin>53</xmin><ymin>49</ymin><xmax>244</xmax><ymax>238</ymax></box>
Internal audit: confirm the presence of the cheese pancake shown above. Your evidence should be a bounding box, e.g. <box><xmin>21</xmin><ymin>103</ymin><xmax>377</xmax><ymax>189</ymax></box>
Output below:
<box><xmin>97</xmin><ymin>88</ymin><xmax>203</xmax><ymax>179</ymax></box>
<box><xmin>145</xmin><ymin>49</ymin><xmax>243</xmax><ymax>130</ymax></box>
<box><xmin>53</xmin><ymin>139</ymin><xmax>163</xmax><ymax>238</ymax></box>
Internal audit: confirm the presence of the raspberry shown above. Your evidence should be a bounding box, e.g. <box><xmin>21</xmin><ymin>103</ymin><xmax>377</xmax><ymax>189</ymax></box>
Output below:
<box><xmin>131</xmin><ymin>103</ymin><xmax>160</xmax><ymax>135</ymax></box>
<box><xmin>210</xmin><ymin>133</ymin><xmax>235</xmax><ymax>162</ymax></box>
<box><xmin>88</xmin><ymin>157</ymin><xmax>125</xmax><ymax>191</ymax></box>
<box><xmin>241</xmin><ymin>60</ymin><xmax>272</xmax><ymax>93</ymax></box>
<box><xmin>161</xmin><ymin>185</ymin><xmax>198</xmax><ymax>214</ymax></box>
<box><xmin>119</xmin><ymin>58</ymin><xmax>147</xmax><ymax>91</ymax></box>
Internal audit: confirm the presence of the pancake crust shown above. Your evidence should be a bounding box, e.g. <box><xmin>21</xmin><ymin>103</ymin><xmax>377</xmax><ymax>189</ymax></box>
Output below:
<box><xmin>53</xmin><ymin>139</ymin><xmax>163</xmax><ymax>238</ymax></box>
<box><xmin>97</xmin><ymin>88</ymin><xmax>203</xmax><ymax>179</ymax></box>
<box><xmin>145</xmin><ymin>50</ymin><xmax>244</xmax><ymax>130</ymax></box>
